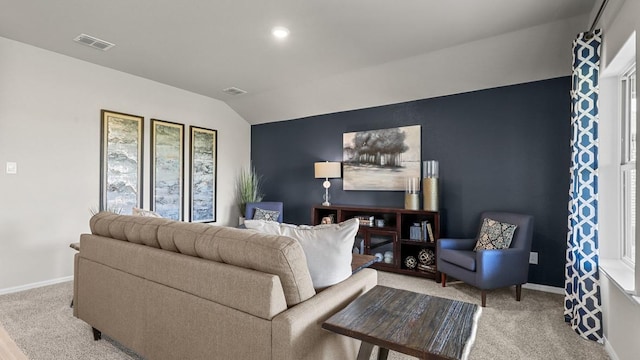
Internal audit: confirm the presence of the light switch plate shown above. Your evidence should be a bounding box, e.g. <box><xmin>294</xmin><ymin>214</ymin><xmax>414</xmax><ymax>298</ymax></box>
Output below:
<box><xmin>6</xmin><ymin>162</ymin><xmax>17</xmax><ymax>174</ymax></box>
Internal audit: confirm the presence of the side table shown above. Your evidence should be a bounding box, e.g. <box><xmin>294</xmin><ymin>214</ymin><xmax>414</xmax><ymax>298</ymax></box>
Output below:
<box><xmin>351</xmin><ymin>254</ymin><xmax>376</xmax><ymax>274</ymax></box>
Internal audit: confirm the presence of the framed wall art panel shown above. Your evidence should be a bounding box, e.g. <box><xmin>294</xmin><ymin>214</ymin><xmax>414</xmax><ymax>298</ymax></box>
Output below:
<box><xmin>342</xmin><ymin>125</ymin><xmax>421</xmax><ymax>191</ymax></box>
<box><xmin>189</xmin><ymin>126</ymin><xmax>217</xmax><ymax>222</ymax></box>
<box><xmin>100</xmin><ymin>110</ymin><xmax>144</xmax><ymax>214</ymax></box>
<box><xmin>151</xmin><ymin>119</ymin><xmax>184</xmax><ymax>220</ymax></box>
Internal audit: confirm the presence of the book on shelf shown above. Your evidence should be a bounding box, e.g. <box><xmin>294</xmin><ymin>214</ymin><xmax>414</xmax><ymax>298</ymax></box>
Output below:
<box><xmin>426</xmin><ymin>222</ymin><xmax>435</xmax><ymax>242</ymax></box>
<box><xmin>420</xmin><ymin>220</ymin><xmax>434</xmax><ymax>242</ymax></box>
<box><xmin>420</xmin><ymin>221</ymin><xmax>435</xmax><ymax>242</ymax></box>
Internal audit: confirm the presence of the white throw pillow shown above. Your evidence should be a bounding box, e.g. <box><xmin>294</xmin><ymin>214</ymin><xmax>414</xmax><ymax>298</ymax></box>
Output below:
<box><xmin>245</xmin><ymin>218</ymin><xmax>359</xmax><ymax>289</ymax></box>
<box><xmin>132</xmin><ymin>207</ymin><xmax>163</xmax><ymax>217</ymax></box>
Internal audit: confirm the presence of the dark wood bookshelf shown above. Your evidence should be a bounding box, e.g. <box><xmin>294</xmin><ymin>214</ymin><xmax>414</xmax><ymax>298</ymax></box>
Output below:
<box><xmin>311</xmin><ymin>205</ymin><xmax>440</xmax><ymax>280</ymax></box>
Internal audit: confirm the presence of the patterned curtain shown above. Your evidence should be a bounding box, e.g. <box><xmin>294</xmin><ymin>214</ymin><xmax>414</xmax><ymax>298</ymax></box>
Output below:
<box><xmin>564</xmin><ymin>29</ymin><xmax>603</xmax><ymax>343</ymax></box>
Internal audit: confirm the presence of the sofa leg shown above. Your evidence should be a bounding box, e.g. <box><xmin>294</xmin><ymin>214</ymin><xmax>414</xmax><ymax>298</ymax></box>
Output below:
<box><xmin>441</xmin><ymin>273</ymin><xmax>446</xmax><ymax>287</ymax></box>
<box><xmin>516</xmin><ymin>284</ymin><xmax>522</xmax><ymax>301</ymax></box>
<box><xmin>92</xmin><ymin>327</ymin><xmax>102</xmax><ymax>341</ymax></box>
<box><xmin>481</xmin><ymin>291</ymin><xmax>486</xmax><ymax>307</ymax></box>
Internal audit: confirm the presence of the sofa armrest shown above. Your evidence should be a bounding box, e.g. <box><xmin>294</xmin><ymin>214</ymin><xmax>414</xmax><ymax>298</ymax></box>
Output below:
<box><xmin>271</xmin><ymin>268</ymin><xmax>377</xmax><ymax>360</ymax></box>
<box><xmin>476</xmin><ymin>248</ymin><xmax>530</xmax><ymax>288</ymax></box>
<box><xmin>438</xmin><ymin>238</ymin><xmax>476</xmax><ymax>251</ymax></box>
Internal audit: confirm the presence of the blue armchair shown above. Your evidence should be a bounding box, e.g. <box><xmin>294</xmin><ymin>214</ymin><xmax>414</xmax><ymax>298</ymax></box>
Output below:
<box><xmin>245</xmin><ymin>202</ymin><xmax>284</xmax><ymax>223</ymax></box>
<box><xmin>437</xmin><ymin>211</ymin><xmax>534</xmax><ymax>307</ymax></box>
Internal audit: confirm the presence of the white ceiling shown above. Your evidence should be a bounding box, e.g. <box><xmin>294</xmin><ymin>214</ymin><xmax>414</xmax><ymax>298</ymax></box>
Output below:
<box><xmin>0</xmin><ymin>0</ymin><xmax>596</xmax><ymax>124</ymax></box>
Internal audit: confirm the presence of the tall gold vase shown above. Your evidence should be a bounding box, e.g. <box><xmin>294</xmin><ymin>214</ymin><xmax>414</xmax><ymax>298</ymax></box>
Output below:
<box><xmin>422</xmin><ymin>178</ymin><xmax>438</xmax><ymax>211</ymax></box>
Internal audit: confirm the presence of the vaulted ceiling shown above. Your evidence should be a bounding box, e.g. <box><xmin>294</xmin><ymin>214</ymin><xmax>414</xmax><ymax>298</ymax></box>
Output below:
<box><xmin>0</xmin><ymin>1</ymin><xmax>596</xmax><ymax>124</ymax></box>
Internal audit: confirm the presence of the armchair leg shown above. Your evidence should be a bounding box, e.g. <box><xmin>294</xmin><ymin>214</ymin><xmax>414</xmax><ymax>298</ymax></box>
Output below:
<box><xmin>516</xmin><ymin>284</ymin><xmax>522</xmax><ymax>301</ymax></box>
<box><xmin>441</xmin><ymin>273</ymin><xmax>446</xmax><ymax>287</ymax></box>
<box><xmin>481</xmin><ymin>291</ymin><xmax>486</xmax><ymax>307</ymax></box>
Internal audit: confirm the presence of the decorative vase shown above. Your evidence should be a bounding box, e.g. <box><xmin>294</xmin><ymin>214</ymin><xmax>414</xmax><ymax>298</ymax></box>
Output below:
<box><xmin>422</xmin><ymin>160</ymin><xmax>439</xmax><ymax>211</ymax></box>
<box><xmin>238</xmin><ymin>216</ymin><xmax>245</xmax><ymax>226</ymax></box>
<box><xmin>404</xmin><ymin>177</ymin><xmax>420</xmax><ymax>210</ymax></box>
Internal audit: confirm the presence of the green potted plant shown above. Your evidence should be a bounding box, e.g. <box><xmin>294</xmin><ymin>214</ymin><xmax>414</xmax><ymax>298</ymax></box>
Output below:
<box><xmin>235</xmin><ymin>165</ymin><xmax>264</xmax><ymax>224</ymax></box>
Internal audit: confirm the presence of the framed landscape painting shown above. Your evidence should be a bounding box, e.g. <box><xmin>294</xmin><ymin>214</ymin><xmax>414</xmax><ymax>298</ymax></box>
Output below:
<box><xmin>189</xmin><ymin>126</ymin><xmax>217</xmax><ymax>222</ymax></box>
<box><xmin>100</xmin><ymin>110</ymin><xmax>144</xmax><ymax>214</ymax></box>
<box><xmin>343</xmin><ymin>125</ymin><xmax>421</xmax><ymax>191</ymax></box>
<box><xmin>151</xmin><ymin>119</ymin><xmax>184</xmax><ymax>220</ymax></box>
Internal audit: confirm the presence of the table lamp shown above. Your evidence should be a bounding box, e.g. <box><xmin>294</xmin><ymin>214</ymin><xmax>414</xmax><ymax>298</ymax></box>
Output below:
<box><xmin>314</xmin><ymin>161</ymin><xmax>341</xmax><ymax>206</ymax></box>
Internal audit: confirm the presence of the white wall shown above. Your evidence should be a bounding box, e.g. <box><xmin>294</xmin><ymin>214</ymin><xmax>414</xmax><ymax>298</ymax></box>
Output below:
<box><xmin>0</xmin><ymin>36</ymin><xmax>251</xmax><ymax>292</ymax></box>
<box><xmin>596</xmin><ymin>0</ymin><xmax>640</xmax><ymax>359</ymax></box>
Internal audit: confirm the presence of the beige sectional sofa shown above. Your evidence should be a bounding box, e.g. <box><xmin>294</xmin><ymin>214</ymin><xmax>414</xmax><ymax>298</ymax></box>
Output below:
<box><xmin>73</xmin><ymin>212</ymin><xmax>377</xmax><ymax>360</ymax></box>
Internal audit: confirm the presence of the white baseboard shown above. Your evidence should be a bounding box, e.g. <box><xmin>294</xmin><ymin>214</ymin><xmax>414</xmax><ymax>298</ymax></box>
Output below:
<box><xmin>522</xmin><ymin>282</ymin><xmax>564</xmax><ymax>295</ymax></box>
<box><xmin>603</xmin><ymin>336</ymin><xmax>620</xmax><ymax>360</ymax></box>
<box><xmin>0</xmin><ymin>276</ymin><xmax>73</xmax><ymax>296</ymax></box>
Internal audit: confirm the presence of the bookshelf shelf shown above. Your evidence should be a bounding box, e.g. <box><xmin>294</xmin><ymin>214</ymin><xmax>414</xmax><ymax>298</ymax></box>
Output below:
<box><xmin>311</xmin><ymin>205</ymin><xmax>441</xmax><ymax>281</ymax></box>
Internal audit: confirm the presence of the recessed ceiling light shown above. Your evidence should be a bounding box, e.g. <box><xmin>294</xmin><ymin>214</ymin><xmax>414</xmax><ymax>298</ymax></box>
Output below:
<box><xmin>271</xmin><ymin>26</ymin><xmax>290</xmax><ymax>39</ymax></box>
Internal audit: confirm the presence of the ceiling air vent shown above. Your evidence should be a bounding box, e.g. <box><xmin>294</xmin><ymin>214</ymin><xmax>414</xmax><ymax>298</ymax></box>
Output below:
<box><xmin>222</xmin><ymin>87</ymin><xmax>247</xmax><ymax>96</ymax></box>
<box><xmin>73</xmin><ymin>34</ymin><xmax>115</xmax><ymax>51</ymax></box>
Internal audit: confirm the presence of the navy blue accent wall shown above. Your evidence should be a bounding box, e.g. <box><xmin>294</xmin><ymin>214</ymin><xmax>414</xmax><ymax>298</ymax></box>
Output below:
<box><xmin>251</xmin><ymin>77</ymin><xmax>570</xmax><ymax>287</ymax></box>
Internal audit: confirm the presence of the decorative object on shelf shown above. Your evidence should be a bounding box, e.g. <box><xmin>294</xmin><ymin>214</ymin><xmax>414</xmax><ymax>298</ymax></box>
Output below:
<box><xmin>418</xmin><ymin>249</ymin><xmax>435</xmax><ymax>266</ymax></box>
<box><xmin>374</xmin><ymin>253</ymin><xmax>383</xmax><ymax>262</ymax></box>
<box><xmin>314</xmin><ymin>161</ymin><xmax>341</xmax><ymax>206</ymax></box>
<box><xmin>384</xmin><ymin>251</ymin><xmax>394</xmax><ymax>264</ymax></box>
<box><xmin>404</xmin><ymin>177</ymin><xmax>420</xmax><ymax>210</ymax></box>
<box><xmin>354</xmin><ymin>215</ymin><xmax>375</xmax><ymax>226</ymax></box>
<box><xmin>409</xmin><ymin>223</ymin><xmax>422</xmax><ymax>241</ymax></box>
<box><xmin>321</xmin><ymin>216</ymin><xmax>333</xmax><ymax>224</ymax></box>
<box><xmin>235</xmin><ymin>165</ymin><xmax>263</xmax><ymax>224</ymax></box>
<box><xmin>375</xmin><ymin>219</ymin><xmax>385</xmax><ymax>228</ymax></box>
<box><xmin>342</xmin><ymin>125</ymin><xmax>421</xmax><ymax>191</ymax></box>
<box><xmin>404</xmin><ymin>256</ymin><xmax>417</xmax><ymax>269</ymax></box>
<box><xmin>100</xmin><ymin>110</ymin><xmax>144</xmax><ymax>215</ymax></box>
<box><xmin>190</xmin><ymin>126</ymin><xmax>218</xmax><ymax>223</ymax></box>
<box><xmin>417</xmin><ymin>263</ymin><xmax>436</xmax><ymax>273</ymax></box>
<box><xmin>151</xmin><ymin>119</ymin><xmax>184</xmax><ymax>220</ymax></box>
<box><xmin>422</xmin><ymin>160</ymin><xmax>439</xmax><ymax>211</ymax></box>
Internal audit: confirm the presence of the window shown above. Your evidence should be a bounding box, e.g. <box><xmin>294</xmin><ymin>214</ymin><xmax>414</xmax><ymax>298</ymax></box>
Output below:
<box><xmin>621</xmin><ymin>64</ymin><xmax>636</xmax><ymax>266</ymax></box>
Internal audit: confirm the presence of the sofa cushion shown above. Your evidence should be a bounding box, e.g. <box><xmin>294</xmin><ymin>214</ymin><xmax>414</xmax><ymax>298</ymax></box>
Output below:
<box><xmin>245</xmin><ymin>218</ymin><xmax>358</xmax><ymax>289</ymax></box>
<box><xmin>89</xmin><ymin>212</ymin><xmax>316</xmax><ymax>306</ymax></box>
<box><xmin>474</xmin><ymin>218</ymin><xmax>518</xmax><ymax>251</ymax></box>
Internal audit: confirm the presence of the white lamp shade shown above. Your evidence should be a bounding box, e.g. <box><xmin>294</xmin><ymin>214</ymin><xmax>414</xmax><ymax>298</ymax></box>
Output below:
<box><xmin>315</xmin><ymin>161</ymin><xmax>341</xmax><ymax>179</ymax></box>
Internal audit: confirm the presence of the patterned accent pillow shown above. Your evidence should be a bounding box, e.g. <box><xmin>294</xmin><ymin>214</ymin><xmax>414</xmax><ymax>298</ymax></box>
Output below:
<box><xmin>474</xmin><ymin>218</ymin><xmax>517</xmax><ymax>251</ymax></box>
<box><xmin>253</xmin><ymin>208</ymin><xmax>280</xmax><ymax>222</ymax></box>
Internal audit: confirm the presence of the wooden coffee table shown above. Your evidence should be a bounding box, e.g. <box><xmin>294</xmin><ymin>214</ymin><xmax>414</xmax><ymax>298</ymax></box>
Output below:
<box><xmin>322</xmin><ymin>285</ymin><xmax>481</xmax><ymax>360</ymax></box>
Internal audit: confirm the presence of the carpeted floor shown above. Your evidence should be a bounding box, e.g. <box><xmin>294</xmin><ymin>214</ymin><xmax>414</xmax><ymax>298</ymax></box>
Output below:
<box><xmin>0</xmin><ymin>272</ymin><xmax>609</xmax><ymax>360</ymax></box>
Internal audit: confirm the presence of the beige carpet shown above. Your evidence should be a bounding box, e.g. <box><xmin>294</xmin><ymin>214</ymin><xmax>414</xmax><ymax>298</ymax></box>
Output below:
<box><xmin>0</xmin><ymin>272</ymin><xmax>609</xmax><ymax>360</ymax></box>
